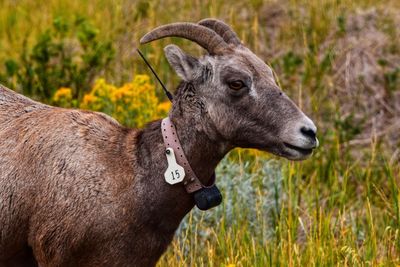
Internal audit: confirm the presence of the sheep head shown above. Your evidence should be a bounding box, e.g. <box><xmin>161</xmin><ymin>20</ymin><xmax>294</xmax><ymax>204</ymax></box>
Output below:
<box><xmin>141</xmin><ymin>19</ymin><xmax>318</xmax><ymax>160</ymax></box>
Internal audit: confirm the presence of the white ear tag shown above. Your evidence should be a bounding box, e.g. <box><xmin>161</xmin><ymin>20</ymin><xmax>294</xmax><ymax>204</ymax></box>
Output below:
<box><xmin>164</xmin><ymin>148</ymin><xmax>185</xmax><ymax>185</ymax></box>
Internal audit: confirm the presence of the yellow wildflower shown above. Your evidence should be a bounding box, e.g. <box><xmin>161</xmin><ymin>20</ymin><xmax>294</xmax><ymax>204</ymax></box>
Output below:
<box><xmin>82</xmin><ymin>94</ymin><xmax>97</xmax><ymax>105</ymax></box>
<box><xmin>79</xmin><ymin>74</ymin><xmax>167</xmax><ymax>128</ymax></box>
<box><xmin>157</xmin><ymin>101</ymin><xmax>172</xmax><ymax>115</ymax></box>
<box><xmin>53</xmin><ymin>87</ymin><xmax>72</xmax><ymax>102</ymax></box>
<box><xmin>134</xmin><ymin>74</ymin><xmax>150</xmax><ymax>86</ymax></box>
<box><xmin>111</xmin><ymin>88</ymin><xmax>127</xmax><ymax>102</ymax></box>
<box><xmin>92</xmin><ymin>78</ymin><xmax>116</xmax><ymax>98</ymax></box>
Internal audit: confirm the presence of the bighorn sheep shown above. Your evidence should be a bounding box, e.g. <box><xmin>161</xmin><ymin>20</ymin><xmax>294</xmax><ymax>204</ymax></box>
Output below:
<box><xmin>0</xmin><ymin>19</ymin><xmax>318</xmax><ymax>266</ymax></box>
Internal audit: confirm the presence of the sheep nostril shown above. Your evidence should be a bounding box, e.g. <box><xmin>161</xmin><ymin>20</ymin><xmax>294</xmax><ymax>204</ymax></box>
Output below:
<box><xmin>300</xmin><ymin>126</ymin><xmax>316</xmax><ymax>140</ymax></box>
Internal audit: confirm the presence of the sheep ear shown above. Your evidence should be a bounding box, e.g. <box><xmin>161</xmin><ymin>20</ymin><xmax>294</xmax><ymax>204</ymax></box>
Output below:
<box><xmin>164</xmin><ymin>44</ymin><xmax>201</xmax><ymax>81</ymax></box>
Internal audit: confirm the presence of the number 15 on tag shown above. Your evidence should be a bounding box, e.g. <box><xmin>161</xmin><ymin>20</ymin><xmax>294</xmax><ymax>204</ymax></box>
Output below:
<box><xmin>164</xmin><ymin>148</ymin><xmax>185</xmax><ymax>185</ymax></box>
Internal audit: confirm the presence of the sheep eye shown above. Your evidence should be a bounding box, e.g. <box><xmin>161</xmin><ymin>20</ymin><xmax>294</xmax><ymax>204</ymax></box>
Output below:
<box><xmin>228</xmin><ymin>80</ymin><xmax>245</xmax><ymax>90</ymax></box>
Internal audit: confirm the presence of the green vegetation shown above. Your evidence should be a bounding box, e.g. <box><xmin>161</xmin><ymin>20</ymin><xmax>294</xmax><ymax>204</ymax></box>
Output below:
<box><xmin>0</xmin><ymin>16</ymin><xmax>114</xmax><ymax>102</ymax></box>
<box><xmin>0</xmin><ymin>0</ymin><xmax>399</xmax><ymax>266</ymax></box>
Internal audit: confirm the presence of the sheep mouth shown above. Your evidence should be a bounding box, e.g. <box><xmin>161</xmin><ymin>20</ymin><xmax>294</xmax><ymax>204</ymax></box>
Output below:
<box><xmin>283</xmin><ymin>142</ymin><xmax>313</xmax><ymax>155</ymax></box>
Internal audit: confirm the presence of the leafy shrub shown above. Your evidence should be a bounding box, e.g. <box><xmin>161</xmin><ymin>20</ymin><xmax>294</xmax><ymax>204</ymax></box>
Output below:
<box><xmin>53</xmin><ymin>74</ymin><xmax>171</xmax><ymax>128</ymax></box>
<box><xmin>0</xmin><ymin>16</ymin><xmax>114</xmax><ymax>102</ymax></box>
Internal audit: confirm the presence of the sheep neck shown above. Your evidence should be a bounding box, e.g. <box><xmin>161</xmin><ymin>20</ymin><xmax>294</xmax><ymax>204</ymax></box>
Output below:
<box><xmin>135</xmin><ymin>116</ymin><xmax>229</xmax><ymax>222</ymax></box>
<box><xmin>170</xmin><ymin>114</ymin><xmax>230</xmax><ymax>188</ymax></box>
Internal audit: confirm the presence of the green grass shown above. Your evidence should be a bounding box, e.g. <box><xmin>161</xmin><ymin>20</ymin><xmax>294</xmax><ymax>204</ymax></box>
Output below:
<box><xmin>158</xmin><ymin>147</ymin><xmax>400</xmax><ymax>266</ymax></box>
<box><xmin>0</xmin><ymin>0</ymin><xmax>399</xmax><ymax>266</ymax></box>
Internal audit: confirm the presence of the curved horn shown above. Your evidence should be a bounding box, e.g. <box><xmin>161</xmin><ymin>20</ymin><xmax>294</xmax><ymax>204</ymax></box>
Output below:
<box><xmin>198</xmin><ymin>18</ymin><xmax>241</xmax><ymax>46</ymax></box>
<box><xmin>140</xmin><ymin>22</ymin><xmax>228</xmax><ymax>54</ymax></box>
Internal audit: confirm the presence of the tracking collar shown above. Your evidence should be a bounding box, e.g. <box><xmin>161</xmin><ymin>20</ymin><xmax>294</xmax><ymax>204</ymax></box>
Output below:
<box><xmin>161</xmin><ymin>117</ymin><xmax>222</xmax><ymax>210</ymax></box>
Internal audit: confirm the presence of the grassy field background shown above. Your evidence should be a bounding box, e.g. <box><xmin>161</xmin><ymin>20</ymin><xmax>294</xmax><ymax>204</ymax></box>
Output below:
<box><xmin>1</xmin><ymin>0</ymin><xmax>399</xmax><ymax>266</ymax></box>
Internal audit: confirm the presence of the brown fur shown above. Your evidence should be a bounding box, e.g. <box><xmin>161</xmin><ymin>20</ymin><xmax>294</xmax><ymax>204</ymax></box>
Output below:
<box><xmin>0</xmin><ymin>84</ymin><xmax>227</xmax><ymax>266</ymax></box>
